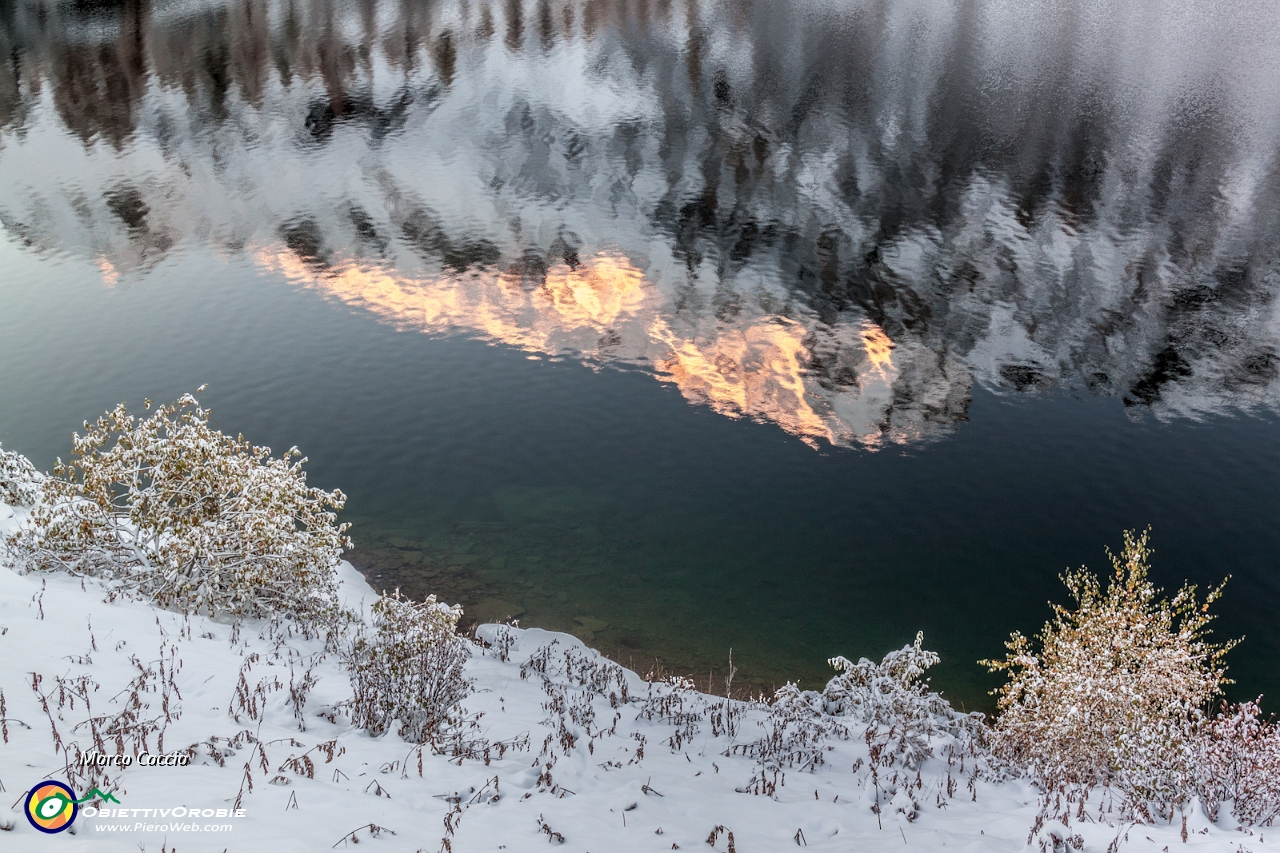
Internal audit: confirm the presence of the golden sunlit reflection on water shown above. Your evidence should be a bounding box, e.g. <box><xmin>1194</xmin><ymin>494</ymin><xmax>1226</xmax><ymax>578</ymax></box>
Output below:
<box><xmin>252</xmin><ymin>244</ymin><xmax>914</xmax><ymax>449</ymax></box>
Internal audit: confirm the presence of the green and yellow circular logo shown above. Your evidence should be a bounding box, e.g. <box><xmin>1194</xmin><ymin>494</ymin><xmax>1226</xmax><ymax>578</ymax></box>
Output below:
<box><xmin>25</xmin><ymin>781</ymin><xmax>78</xmax><ymax>833</ymax></box>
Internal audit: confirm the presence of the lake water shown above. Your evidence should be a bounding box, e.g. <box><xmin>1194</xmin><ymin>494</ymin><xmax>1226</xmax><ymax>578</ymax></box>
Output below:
<box><xmin>1</xmin><ymin>0</ymin><xmax>1279</xmax><ymax>710</ymax></box>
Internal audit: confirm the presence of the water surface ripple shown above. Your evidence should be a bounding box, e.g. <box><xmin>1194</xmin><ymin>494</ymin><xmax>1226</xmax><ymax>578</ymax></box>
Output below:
<box><xmin>1</xmin><ymin>0</ymin><xmax>1278</xmax><ymax>707</ymax></box>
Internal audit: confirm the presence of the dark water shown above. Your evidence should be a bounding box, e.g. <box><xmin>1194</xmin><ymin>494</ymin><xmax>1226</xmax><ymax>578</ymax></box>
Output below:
<box><xmin>1</xmin><ymin>0</ymin><xmax>1279</xmax><ymax>710</ymax></box>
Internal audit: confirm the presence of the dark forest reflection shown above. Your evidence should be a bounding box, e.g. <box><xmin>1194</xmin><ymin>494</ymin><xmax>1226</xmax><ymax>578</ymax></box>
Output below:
<box><xmin>2</xmin><ymin>0</ymin><xmax>1280</xmax><ymax>447</ymax></box>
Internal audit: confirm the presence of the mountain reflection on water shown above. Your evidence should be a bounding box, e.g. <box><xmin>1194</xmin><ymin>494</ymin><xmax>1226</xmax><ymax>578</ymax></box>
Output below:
<box><xmin>3</xmin><ymin>0</ymin><xmax>1280</xmax><ymax>448</ymax></box>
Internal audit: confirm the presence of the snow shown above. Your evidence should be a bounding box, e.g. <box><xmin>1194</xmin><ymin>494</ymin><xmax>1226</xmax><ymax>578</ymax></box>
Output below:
<box><xmin>0</xmin><ymin>501</ymin><xmax>1272</xmax><ymax>852</ymax></box>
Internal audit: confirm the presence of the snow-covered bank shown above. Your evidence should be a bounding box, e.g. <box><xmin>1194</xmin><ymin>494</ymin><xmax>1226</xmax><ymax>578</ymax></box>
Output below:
<box><xmin>0</xmin><ymin>498</ymin><xmax>1272</xmax><ymax>852</ymax></box>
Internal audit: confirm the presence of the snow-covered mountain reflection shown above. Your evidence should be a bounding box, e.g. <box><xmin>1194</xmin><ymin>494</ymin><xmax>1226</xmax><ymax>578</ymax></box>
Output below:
<box><xmin>3</xmin><ymin>0</ymin><xmax>1280</xmax><ymax>447</ymax></box>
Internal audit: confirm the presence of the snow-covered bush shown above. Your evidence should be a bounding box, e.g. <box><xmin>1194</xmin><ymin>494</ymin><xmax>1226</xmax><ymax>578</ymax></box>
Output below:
<box><xmin>1196</xmin><ymin>700</ymin><xmax>1280</xmax><ymax>826</ymax></box>
<box><xmin>343</xmin><ymin>591</ymin><xmax>474</xmax><ymax>744</ymax></box>
<box><xmin>983</xmin><ymin>529</ymin><xmax>1234</xmax><ymax>821</ymax></box>
<box><xmin>5</xmin><ymin>391</ymin><xmax>351</xmax><ymax>627</ymax></box>
<box><xmin>733</xmin><ymin>681</ymin><xmax>846</xmax><ymax>783</ymax></box>
<box><xmin>822</xmin><ymin>631</ymin><xmax>986</xmax><ymax>768</ymax></box>
<box><xmin>734</xmin><ymin>632</ymin><xmax>989</xmax><ymax>799</ymax></box>
<box><xmin>636</xmin><ymin>675</ymin><xmax>707</xmax><ymax>753</ymax></box>
<box><xmin>822</xmin><ymin>631</ymin><xmax>943</xmax><ymax>719</ymax></box>
<box><xmin>0</xmin><ymin>442</ymin><xmax>41</xmax><ymax>506</ymax></box>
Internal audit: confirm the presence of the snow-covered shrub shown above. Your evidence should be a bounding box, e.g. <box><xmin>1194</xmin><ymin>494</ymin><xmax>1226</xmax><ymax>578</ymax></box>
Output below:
<box><xmin>5</xmin><ymin>392</ymin><xmax>351</xmax><ymax>627</ymax></box>
<box><xmin>637</xmin><ymin>675</ymin><xmax>707</xmax><ymax>753</ymax></box>
<box><xmin>822</xmin><ymin>631</ymin><xmax>985</xmax><ymax>769</ymax></box>
<box><xmin>519</xmin><ymin>640</ymin><xmax>631</xmax><ymax>707</ymax></box>
<box><xmin>560</xmin><ymin>645</ymin><xmax>631</xmax><ymax>705</ymax></box>
<box><xmin>983</xmin><ymin>529</ymin><xmax>1233</xmax><ymax>820</ymax></box>
<box><xmin>732</xmin><ymin>681</ymin><xmax>846</xmax><ymax>786</ymax></box>
<box><xmin>343</xmin><ymin>591</ymin><xmax>474</xmax><ymax>745</ymax></box>
<box><xmin>1196</xmin><ymin>700</ymin><xmax>1280</xmax><ymax>826</ymax></box>
<box><xmin>1028</xmin><ymin>817</ymin><xmax>1084</xmax><ymax>853</ymax></box>
<box><xmin>734</xmin><ymin>633</ymin><xmax>987</xmax><ymax>797</ymax></box>
<box><xmin>0</xmin><ymin>442</ymin><xmax>40</xmax><ymax>506</ymax></box>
